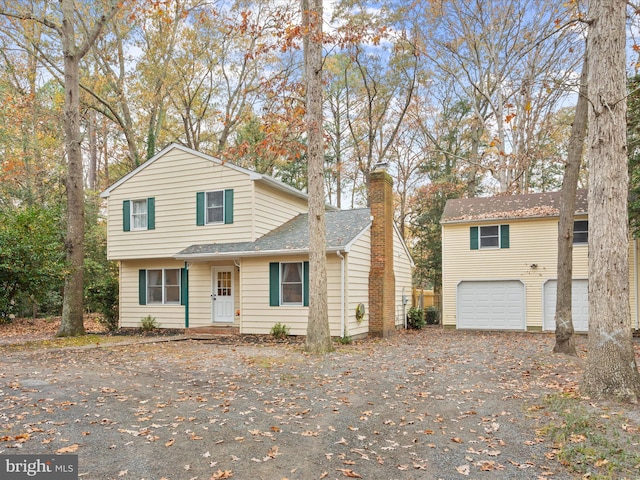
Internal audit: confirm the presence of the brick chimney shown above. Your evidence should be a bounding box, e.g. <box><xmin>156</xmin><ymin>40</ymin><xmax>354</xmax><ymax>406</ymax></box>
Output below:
<box><xmin>368</xmin><ymin>169</ymin><xmax>396</xmax><ymax>337</ymax></box>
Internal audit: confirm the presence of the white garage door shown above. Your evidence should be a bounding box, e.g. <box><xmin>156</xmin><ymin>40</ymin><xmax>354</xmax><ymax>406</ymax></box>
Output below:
<box><xmin>543</xmin><ymin>279</ymin><xmax>588</xmax><ymax>332</ymax></box>
<box><xmin>457</xmin><ymin>280</ymin><xmax>525</xmax><ymax>330</ymax></box>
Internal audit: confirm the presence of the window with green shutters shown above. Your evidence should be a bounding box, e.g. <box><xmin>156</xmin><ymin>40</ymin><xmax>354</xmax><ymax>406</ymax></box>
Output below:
<box><xmin>123</xmin><ymin>198</ymin><xmax>155</xmax><ymax>231</ymax></box>
<box><xmin>269</xmin><ymin>261</ymin><xmax>309</xmax><ymax>306</ymax></box>
<box><xmin>138</xmin><ymin>268</ymin><xmax>186</xmax><ymax>305</ymax></box>
<box><xmin>470</xmin><ymin>225</ymin><xmax>509</xmax><ymax>249</ymax></box>
<box><xmin>196</xmin><ymin>189</ymin><xmax>234</xmax><ymax>225</ymax></box>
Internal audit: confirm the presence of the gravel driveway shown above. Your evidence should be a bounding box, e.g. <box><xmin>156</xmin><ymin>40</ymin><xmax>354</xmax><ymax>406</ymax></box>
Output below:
<box><xmin>0</xmin><ymin>328</ymin><xmax>617</xmax><ymax>479</ymax></box>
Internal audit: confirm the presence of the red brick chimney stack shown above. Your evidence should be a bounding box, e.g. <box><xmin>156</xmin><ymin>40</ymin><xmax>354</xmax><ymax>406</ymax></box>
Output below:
<box><xmin>368</xmin><ymin>169</ymin><xmax>396</xmax><ymax>337</ymax></box>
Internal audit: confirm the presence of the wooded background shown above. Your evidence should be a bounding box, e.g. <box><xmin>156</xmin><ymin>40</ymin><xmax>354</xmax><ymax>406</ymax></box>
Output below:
<box><xmin>0</xmin><ymin>0</ymin><xmax>638</xmax><ymax>324</ymax></box>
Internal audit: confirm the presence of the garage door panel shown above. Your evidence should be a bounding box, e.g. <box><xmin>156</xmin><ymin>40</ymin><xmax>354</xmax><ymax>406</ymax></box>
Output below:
<box><xmin>543</xmin><ymin>280</ymin><xmax>588</xmax><ymax>332</ymax></box>
<box><xmin>457</xmin><ymin>281</ymin><xmax>525</xmax><ymax>330</ymax></box>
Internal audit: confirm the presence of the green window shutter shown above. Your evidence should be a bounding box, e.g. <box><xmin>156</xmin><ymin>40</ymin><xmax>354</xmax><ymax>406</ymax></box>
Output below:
<box><xmin>303</xmin><ymin>261</ymin><xmax>309</xmax><ymax>307</ymax></box>
<box><xmin>224</xmin><ymin>189</ymin><xmax>234</xmax><ymax>224</ymax></box>
<box><xmin>138</xmin><ymin>270</ymin><xmax>146</xmax><ymax>305</ymax></box>
<box><xmin>196</xmin><ymin>192</ymin><xmax>205</xmax><ymax>226</ymax></box>
<box><xmin>470</xmin><ymin>226</ymin><xmax>479</xmax><ymax>250</ymax></box>
<box><xmin>180</xmin><ymin>267</ymin><xmax>188</xmax><ymax>306</ymax></box>
<box><xmin>147</xmin><ymin>197</ymin><xmax>155</xmax><ymax>230</ymax></box>
<box><xmin>500</xmin><ymin>224</ymin><xmax>510</xmax><ymax>249</ymax></box>
<box><xmin>269</xmin><ymin>262</ymin><xmax>280</xmax><ymax>306</ymax></box>
<box><xmin>123</xmin><ymin>200</ymin><xmax>131</xmax><ymax>232</ymax></box>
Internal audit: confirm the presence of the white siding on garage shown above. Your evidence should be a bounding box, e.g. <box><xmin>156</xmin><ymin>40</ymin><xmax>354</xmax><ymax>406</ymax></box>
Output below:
<box><xmin>543</xmin><ymin>279</ymin><xmax>589</xmax><ymax>332</ymax></box>
<box><xmin>457</xmin><ymin>280</ymin><xmax>525</xmax><ymax>330</ymax></box>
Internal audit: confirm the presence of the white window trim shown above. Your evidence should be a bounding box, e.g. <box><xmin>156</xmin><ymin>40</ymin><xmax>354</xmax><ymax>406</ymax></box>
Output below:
<box><xmin>205</xmin><ymin>190</ymin><xmax>224</xmax><ymax>225</ymax></box>
<box><xmin>147</xmin><ymin>268</ymin><xmax>181</xmax><ymax>305</ymax></box>
<box><xmin>479</xmin><ymin>225</ymin><xmax>500</xmax><ymax>249</ymax></box>
<box><xmin>280</xmin><ymin>262</ymin><xmax>303</xmax><ymax>306</ymax></box>
<box><xmin>131</xmin><ymin>199</ymin><xmax>148</xmax><ymax>231</ymax></box>
<box><xmin>573</xmin><ymin>220</ymin><xmax>588</xmax><ymax>245</ymax></box>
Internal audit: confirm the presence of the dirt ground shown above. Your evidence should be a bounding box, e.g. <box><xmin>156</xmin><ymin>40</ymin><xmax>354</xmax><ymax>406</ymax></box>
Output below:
<box><xmin>1</xmin><ymin>324</ymin><xmax>639</xmax><ymax>480</ymax></box>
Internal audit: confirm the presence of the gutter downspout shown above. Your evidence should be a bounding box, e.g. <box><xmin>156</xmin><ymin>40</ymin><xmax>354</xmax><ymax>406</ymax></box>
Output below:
<box><xmin>184</xmin><ymin>261</ymin><xmax>189</xmax><ymax>328</ymax></box>
<box><xmin>337</xmin><ymin>250</ymin><xmax>345</xmax><ymax>338</ymax></box>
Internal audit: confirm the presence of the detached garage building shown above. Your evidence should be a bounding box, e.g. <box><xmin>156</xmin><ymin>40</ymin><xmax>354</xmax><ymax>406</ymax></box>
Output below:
<box><xmin>441</xmin><ymin>190</ymin><xmax>639</xmax><ymax>332</ymax></box>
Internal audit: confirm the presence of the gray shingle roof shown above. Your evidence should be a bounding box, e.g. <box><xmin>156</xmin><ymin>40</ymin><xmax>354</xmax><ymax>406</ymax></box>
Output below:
<box><xmin>441</xmin><ymin>190</ymin><xmax>588</xmax><ymax>224</ymax></box>
<box><xmin>175</xmin><ymin>208</ymin><xmax>372</xmax><ymax>259</ymax></box>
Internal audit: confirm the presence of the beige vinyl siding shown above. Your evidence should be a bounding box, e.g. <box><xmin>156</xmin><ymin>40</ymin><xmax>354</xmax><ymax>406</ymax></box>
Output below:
<box><xmin>253</xmin><ymin>184</ymin><xmax>309</xmax><ymax>238</ymax></box>
<box><xmin>107</xmin><ymin>149</ymin><xmax>251</xmax><ymax>259</ymax></box>
<box><xmin>442</xmin><ymin>217</ymin><xmax>589</xmax><ymax>329</ymax></box>
<box><xmin>345</xmin><ymin>230</ymin><xmax>371</xmax><ymax>337</ymax></box>
<box><xmin>239</xmin><ymin>255</ymin><xmax>343</xmax><ymax>336</ymax></box>
<box><xmin>183</xmin><ymin>262</ymin><xmax>240</xmax><ymax>328</ymax></box>
<box><xmin>119</xmin><ymin>259</ymin><xmax>186</xmax><ymax>329</ymax></box>
<box><xmin>393</xmin><ymin>227</ymin><xmax>413</xmax><ymax>327</ymax></box>
<box><xmin>106</xmin><ymin>149</ymin><xmax>309</xmax><ymax>260</ymax></box>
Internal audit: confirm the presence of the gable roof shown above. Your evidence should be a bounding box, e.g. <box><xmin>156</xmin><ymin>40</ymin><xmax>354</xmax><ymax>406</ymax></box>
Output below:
<box><xmin>99</xmin><ymin>143</ymin><xmax>312</xmax><ymax>203</ymax></box>
<box><xmin>174</xmin><ymin>208</ymin><xmax>372</xmax><ymax>260</ymax></box>
<box><xmin>441</xmin><ymin>190</ymin><xmax>588</xmax><ymax>224</ymax></box>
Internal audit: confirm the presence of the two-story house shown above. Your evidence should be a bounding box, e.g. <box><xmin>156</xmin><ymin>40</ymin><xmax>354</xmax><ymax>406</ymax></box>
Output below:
<box><xmin>441</xmin><ymin>190</ymin><xmax>640</xmax><ymax>332</ymax></box>
<box><xmin>100</xmin><ymin>143</ymin><xmax>414</xmax><ymax>338</ymax></box>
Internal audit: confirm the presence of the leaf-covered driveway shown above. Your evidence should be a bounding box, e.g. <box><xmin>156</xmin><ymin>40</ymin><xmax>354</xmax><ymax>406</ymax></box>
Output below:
<box><xmin>0</xmin><ymin>329</ymin><xmax>629</xmax><ymax>479</ymax></box>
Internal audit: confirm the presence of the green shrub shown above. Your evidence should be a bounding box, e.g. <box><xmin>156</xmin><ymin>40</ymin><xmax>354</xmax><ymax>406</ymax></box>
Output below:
<box><xmin>140</xmin><ymin>315</ymin><xmax>158</xmax><ymax>332</ymax></box>
<box><xmin>87</xmin><ymin>273</ymin><xmax>119</xmax><ymax>331</ymax></box>
<box><xmin>270</xmin><ymin>322</ymin><xmax>290</xmax><ymax>339</ymax></box>
<box><xmin>407</xmin><ymin>307</ymin><xmax>426</xmax><ymax>329</ymax></box>
<box><xmin>426</xmin><ymin>306</ymin><xmax>440</xmax><ymax>325</ymax></box>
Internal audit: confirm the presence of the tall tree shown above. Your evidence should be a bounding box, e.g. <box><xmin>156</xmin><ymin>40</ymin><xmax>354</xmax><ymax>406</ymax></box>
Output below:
<box><xmin>303</xmin><ymin>0</ymin><xmax>332</xmax><ymax>353</ymax></box>
<box><xmin>0</xmin><ymin>0</ymin><xmax>120</xmax><ymax>335</ymax></box>
<box><xmin>553</xmin><ymin>50</ymin><xmax>588</xmax><ymax>356</ymax></box>
<box><xmin>582</xmin><ymin>0</ymin><xmax>640</xmax><ymax>402</ymax></box>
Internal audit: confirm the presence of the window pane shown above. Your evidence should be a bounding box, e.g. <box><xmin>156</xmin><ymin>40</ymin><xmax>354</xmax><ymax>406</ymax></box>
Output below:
<box><xmin>282</xmin><ymin>263</ymin><xmax>302</xmax><ymax>282</ymax></box>
<box><xmin>148</xmin><ymin>286</ymin><xmax>163</xmax><ymax>303</ymax></box>
<box><xmin>207</xmin><ymin>191</ymin><xmax>223</xmax><ymax>207</ymax></box>
<box><xmin>282</xmin><ymin>284</ymin><xmax>303</xmax><ymax>303</ymax></box>
<box><xmin>164</xmin><ymin>269</ymin><xmax>179</xmax><ymax>286</ymax></box>
<box><xmin>132</xmin><ymin>199</ymin><xmax>147</xmax><ymax>214</ymax></box>
<box><xmin>148</xmin><ymin>270</ymin><xmax>162</xmax><ymax>286</ymax></box>
<box><xmin>165</xmin><ymin>286</ymin><xmax>180</xmax><ymax>303</ymax></box>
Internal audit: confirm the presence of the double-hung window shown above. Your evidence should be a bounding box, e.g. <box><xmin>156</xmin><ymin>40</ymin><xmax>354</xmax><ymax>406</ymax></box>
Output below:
<box><xmin>123</xmin><ymin>198</ymin><xmax>155</xmax><ymax>231</ymax></box>
<box><xmin>132</xmin><ymin>199</ymin><xmax>148</xmax><ymax>230</ymax></box>
<box><xmin>206</xmin><ymin>191</ymin><xmax>224</xmax><ymax>224</ymax></box>
<box><xmin>573</xmin><ymin>220</ymin><xmax>588</xmax><ymax>244</ymax></box>
<box><xmin>196</xmin><ymin>189</ymin><xmax>234</xmax><ymax>225</ymax></box>
<box><xmin>281</xmin><ymin>263</ymin><xmax>303</xmax><ymax>305</ymax></box>
<box><xmin>146</xmin><ymin>269</ymin><xmax>181</xmax><ymax>304</ymax></box>
<box><xmin>470</xmin><ymin>225</ymin><xmax>509</xmax><ymax>249</ymax></box>
<box><xmin>269</xmin><ymin>261</ymin><xmax>309</xmax><ymax>307</ymax></box>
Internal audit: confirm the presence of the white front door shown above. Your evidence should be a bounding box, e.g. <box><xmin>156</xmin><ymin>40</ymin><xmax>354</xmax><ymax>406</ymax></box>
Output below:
<box><xmin>212</xmin><ymin>267</ymin><xmax>234</xmax><ymax>323</ymax></box>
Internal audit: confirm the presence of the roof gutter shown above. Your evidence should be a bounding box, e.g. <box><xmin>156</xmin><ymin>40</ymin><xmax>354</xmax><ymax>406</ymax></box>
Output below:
<box><xmin>174</xmin><ymin>246</ymin><xmax>346</xmax><ymax>261</ymax></box>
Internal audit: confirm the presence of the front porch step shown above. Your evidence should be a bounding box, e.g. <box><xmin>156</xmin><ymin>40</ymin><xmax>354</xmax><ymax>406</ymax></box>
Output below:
<box><xmin>186</xmin><ymin>325</ymin><xmax>240</xmax><ymax>338</ymax></box>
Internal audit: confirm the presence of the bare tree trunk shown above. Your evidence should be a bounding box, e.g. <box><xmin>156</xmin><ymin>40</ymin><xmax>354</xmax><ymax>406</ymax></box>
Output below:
<box><xmin>58</xmin><ymin>0</ymin><xmax>86</xmax><ymax>337</ymax></box>
<box><xmin>88</xmin><ymin>108</ymin><xmax>97</xmax><ymax>191</ymax></box>
<box><xmin>582</xmin><ymin>0</ymin><xmax>640</xmax><ymax>402</ymax></box>
<box><xmin>56</xmin><ymin>0</ymin><xmax>119</xmax><ymax>336</ymax></box>
<box><xmin>303</xmin><ymin>0</ymin><xmax>332</xmax><ymax>353</ymax></box>
<box><xmin>553</xmin><ymin>49</ymin><xmax>588</xmax><ymax>355</ymax></box>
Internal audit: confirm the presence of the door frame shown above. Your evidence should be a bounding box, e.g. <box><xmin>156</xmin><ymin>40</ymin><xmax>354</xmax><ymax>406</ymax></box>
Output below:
<box><xmin>211</xmin><ymin>266</ymin><xmax>234</xmax><ymax>323</ymax></box>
